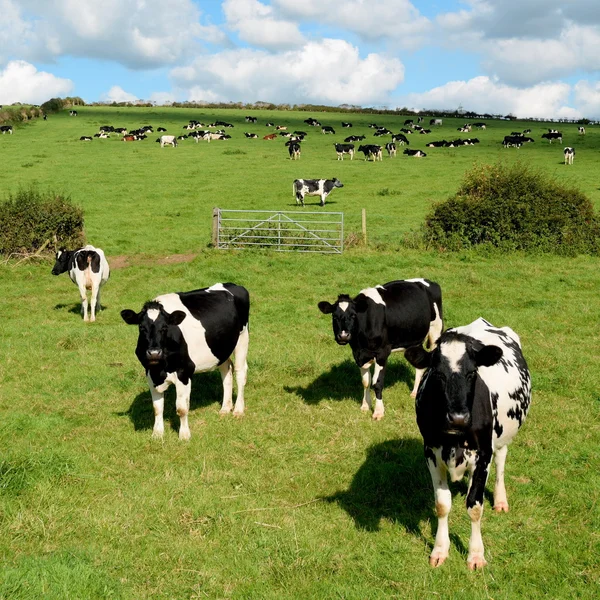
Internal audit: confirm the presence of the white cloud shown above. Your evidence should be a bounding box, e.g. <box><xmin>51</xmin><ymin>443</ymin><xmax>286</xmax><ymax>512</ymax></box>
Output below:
<box><xmin>170</xmin><ymin>39</ymin><xmax>404</xmax><ymax>106</ymax></box>
<box><xmin>573</xmin><ymin>80</ymin><xmax>600</xmax><ymax>119</ymax></box>
<box><xmin>223</xmin><ymin>0</ymin><xmax>305</xmax><ymax>50</ymax></box>
<box><xmin>101</xmin><ymin>85</ymin><xmax>138</xmax><ymax>103</ymax></box>
<box><xmin>0</xmin><ymin>60</ymin><xmax>73</xmax><ymax>104</ymax></box>
<box><xmin>399</xmin><ymin>76</ymin><xmax>580</xmax><ymax>119</ymax></box>
<box><xmin>149</xmin><ymin>91</ymin><xmax>177</xmax><ymax>106</ymax></box>
<box><xmin>273</xmin><ymin>0</ymin><xmax>432</xmax><ymax>47</ymax></box>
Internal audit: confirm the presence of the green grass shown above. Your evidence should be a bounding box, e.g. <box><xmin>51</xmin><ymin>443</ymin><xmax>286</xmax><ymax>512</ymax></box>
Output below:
<box><xmin>0</xmin><ymin>108</ymin><xmax>599</xmax><ymax>599</ymax></box>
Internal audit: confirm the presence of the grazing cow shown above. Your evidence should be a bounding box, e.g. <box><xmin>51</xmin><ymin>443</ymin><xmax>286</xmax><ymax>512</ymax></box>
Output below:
<box><xmin>322</xmin><ymin>126</ymin><xmax>335</xmax><ymax>134</ymax></box>
<box><xmin>69</xmin><ymin>110</ymin><xmax>78</xmax><ymax>116</ymax></box>
<box><xmin>404</xmin><ymin>317</ymin><xmax>531</xmax><ymax>569</ymax></box>
<box><xmin>542</xmin><ymin>132</ymin><xmax>562</xmax><ymax>143</ymax></box>
<box><xmin>80</xmin><ymin>136</ymin><xmax>92</xmax><ymax>141</ymax></box>
<box><xmin>345</xmin><ymin>135</ymin><xmax>365</xmax><ymax>143</ymax></box>
<box><xmin>318</xmin><ymin>279</ymin><xmax>443</xmax><ymax>420</ymax></box>
<box><xmin>263</xmin><ymin>133</ymin><xmax>278</xmax><ymax>140</ymax></box>
<box><xmin>564</xmin><ymin>147</ymin><xmax>575</xmax><ymax>165</ymax></box>
<box><xmin>334</xmin><ymin>143</ymin><xmax>355</xmax><ymax>160</ymax></box>
<box><xmin>385</xmin><ymin>142</ymin><xmax>397</xmax><ymax>157</ymax></box>
<box><xmin>121</xmin><ymin>283</ymin><xmax>250</xmax><ymax>440</ymax></box>
<box><xmin>430</xmin><ymin>118</ymin><xmax>443</xmax><ymax>126</ymax></box>
<box><xmin>404</xmin><ymin>119</ymin><xmax>414</xmax><ymax>126</ymax></box>
<box><xmin>578</xmin><ymin>126</ymin><xmax>585</xmax><ymax>135</ymax></box>
<box><xmin>245</xmin><ymin>116</ymin><xmax>257</xmax><ymax>123</ymax></box>
<box><xmin>293</xmin><ymin>178</ymin><xmax>343</xmax><ymax>207</ymax></box>
<box><xmin>288</xmin><ymin>141</ymin><xmax>301</xmax><ymax>160</ymax></box>
<box><xmin>51</xmin><ymin>245</ymin><xmax>110</xmax><ymax>322</ymax></box>
<box><xmin>159</xmin><ymin>135</ymin><xmax>177</xmax><ymax>148</ymax></box>
<box><xmin>357</xmin><ymin>144</ymin><xmax>383</xmax><ymax>161</ymax></box>
<box><xmin>392</xmin><ymin>133</ymin><xmax>409</xmax><ymax>145</ymax></box>
<box><xmin>404</xmin><ymin>148</ymin><xmax>427</xmax><ymax>157</ymax></box>
<box><xmin>245</xmin><ymin>132</ymin><xmax>258</xmax><ymax>138</ymax></box>
<box><xmin>503</xmin><ymin>136</ymin><xmax>523</xmax><ymax>148</ymax></box>
<box><xmin>342</xmin><ymin>122</ymin><xmax>353</xmax><ymax>128</ymax></box>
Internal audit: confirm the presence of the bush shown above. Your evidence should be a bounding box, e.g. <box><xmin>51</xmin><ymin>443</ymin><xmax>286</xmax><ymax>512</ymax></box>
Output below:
<box><xmin>423</xmin><ymin>162</ymin><xmax>600</xmax><ymax>255</ymax></box>
<box><xmin>0</xmin><ymin>188</ymin><xmax>85</xmax><ymax>256</ymax></box>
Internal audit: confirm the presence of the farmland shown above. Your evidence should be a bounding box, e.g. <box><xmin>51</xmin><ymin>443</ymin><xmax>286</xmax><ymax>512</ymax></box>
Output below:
<box><xmin>0</xmin><ymin>107</ymin><xmax>599</xmax><ymax>599</ymax></box>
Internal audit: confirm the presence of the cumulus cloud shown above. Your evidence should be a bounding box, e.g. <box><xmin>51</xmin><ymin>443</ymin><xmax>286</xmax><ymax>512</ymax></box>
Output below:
<box><xmin>149</xmin><ymin>91</ymin><xmax>177</xmax><ymax>106</ymax></box>
<box><xmin>170</xmin><ymin>39</ymin><xmax>404</xmax><ymax>105</ymax></box>
<box><xmin>0</xmin><ymin>60</ymin><xmax>73</xmax><ymax>104</ymax></box>
<box><xmin>101</xmin><ymin>85</ymin><xmax>138</xmax><ymax>103</ymax></box>
<box><xmin>573</xmin><ymin>80</ymin><xmax>600</xmax><ymax>118</ymax></box>
<box><xmin>0</xmin><ymin>0</ymin><xmax>230</xmax><ymax>69</ymax></box>
<box><xmin>273</xmin><ymin>0</ymin><xmax>431</xmax><ymax>47</ymax></box>
<box><xmin>223</xmin><ymin>0</ymin><xmax>304</xmax><ymax>50</ymax></box>
<box><xmin>398</xmin><ymin>76</ymin><xmax>579</xmax><ymax>119</ymax></box>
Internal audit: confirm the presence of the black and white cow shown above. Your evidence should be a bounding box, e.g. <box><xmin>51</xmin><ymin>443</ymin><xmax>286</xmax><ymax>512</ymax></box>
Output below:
<box><xmin>541</xmin><ymin>132</ymin><xmax>562</xmax><ymax>143</ymax></box>
<box><xmin>245</xmin><ymin>132</ymin><xmax>258</xmax><ymax>138</ymax></box>
<box><xmin>51</xmin><ymin>245</ymin><xmax>110</xmax><ymax>322</ymax></box>
<box><xmin>564</xmin><ymin>147</ymin><xmax>575</xmax><ymax>165</ymax></box>
<box><xmin>80</xmin><ymin>136</ymin><xmax>92</xmax><ymax>141</ymax></box>
<box><xmin>322</xmin><ymin>126</ymin><xmax>335</xmax><ymax>134</ymax></box>
<box><xmin>502</xmin><ymin>136</ymin><xmax>522</xmax><ymax>148</ymax></box>
<box><xmin>430</xmin><ymin>118</ymin><xmax>443</xmax><ymax>126</ymax></box>
<box><xmin>385</xmin><ymin>142</ymin><xmax>397</xmax><ymax>157</ymax></box>
<box><xmin>69</xmin><ymin>110</ymin><xmax>78</xmax><ymax>116</ymax></box>
<box><xmin>392</xmin><ymin>133</ymin><xmax>409</xmax><ymax>145</ymax></box>
<box><xmin>121</xmin><ymin>283</ymin><xmax>250</xmax><ymax>440</ymax></box>
<box><xmin>245</xmin><ymin>116</ymin><xmax>257</xmax><ymax>123</ymax></box>
<box><xmin>293</xmin><ymin>178</ymin><xmax>343</xmax><ymax>207</ymax></box>
<box><xmin>404</xmin><ymin>318</ymin><xmax>531</xmax><ymax>570</ymax></box>
<box><xmin>334</xmin><ymin>143</ymin><xmax>354</xmax><ymax>160</ymax></box>
<box><xmin>288</xmin><ymin>141</ymin><xmax>301</xmax><ymax>160</ymax></box>
<box><xmin>1</xmin><ymin>125</ymin><xmax>14</xmax><ymax>134</ymax></box>
<box><xmin>341</xmin><ymin>122</ymin><xmax>353</xmax><ymax>128</ymax></box>
<box><xmin>578</xmin><ymin>126</ymin><xmax>585</xmax><ymax>135</ymax></box>
<box><xmin>404</xmin><ymin>148</ymin><xmax>427</xmax><ymax>157</ymax></box>
<box><xmin>357</xmin><ymin>144</ymin><xmax>382</xmax><ymax>161</ymax></box>
<box><xmin>345</xmin><ymin>135</ymin><xmax>365</xmax><ymax>143</ymax></box>
<box><xmin>318</xmin><ymin>279</ymin><xmax>443</xmax><ymax>420</ymax></box>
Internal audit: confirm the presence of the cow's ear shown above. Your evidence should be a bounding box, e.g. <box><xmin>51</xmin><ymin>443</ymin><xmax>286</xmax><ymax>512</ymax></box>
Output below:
<box><xmin>168</xmin><ymin>310</ymin><xmax>186</xmax><ymax>326</ymax></box>
<box><xmin>121</xmin><ymin>309</ymin><xmax>140</xmax><ymax>325</ymax></box>
<box><xmin>404</xmin><ymin>346</ymin><xmax>432</xmax><ymax>369</ymax></box>
<box><xmin>318</xmin><ymin>301</ymin><xmax>334</xmax><ymax>314</ymax></box>
<box><xmin>475</xmin><ymin>345</ymin><xmax>503</xmax><ymax>367</ymax></box>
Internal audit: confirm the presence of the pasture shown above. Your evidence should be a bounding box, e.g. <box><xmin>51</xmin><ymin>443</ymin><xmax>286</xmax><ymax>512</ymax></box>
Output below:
<box><xmin>0</xmin><ymin>108</ymin><xmax>598</xmax><ymax>599</ymax></box>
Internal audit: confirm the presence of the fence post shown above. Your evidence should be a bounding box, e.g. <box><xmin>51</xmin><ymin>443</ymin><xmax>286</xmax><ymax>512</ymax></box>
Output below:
<box><xmin>212</xmin><ymin>207</ymin><xmax>219</xmax><ymax>247</ymax></box>
<box><xmin>362</xmin><ymin>208</ymin><xmax>367</xmax><ymax>245</ymax></box>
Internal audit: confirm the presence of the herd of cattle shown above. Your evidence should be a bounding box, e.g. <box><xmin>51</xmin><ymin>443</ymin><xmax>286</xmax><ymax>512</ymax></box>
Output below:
<box><xmin>51</xmin><ymin>244</ymin><xmax>532</xmax><ymax>570</ymax></box>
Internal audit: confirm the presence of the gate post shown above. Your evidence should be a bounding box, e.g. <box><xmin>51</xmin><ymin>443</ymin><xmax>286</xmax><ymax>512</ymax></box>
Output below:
<box><xmin>212</xmin><ymin>207</ymin><xmax>219</xmax><ymax>247</ymax></box>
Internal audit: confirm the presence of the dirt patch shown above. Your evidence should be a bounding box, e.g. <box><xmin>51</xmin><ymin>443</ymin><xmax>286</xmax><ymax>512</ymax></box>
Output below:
<box><xmin>110</xmin><ymin>255</ymin><xmax>130</xmax><ymax>269</ymax></box>
<box><xmin>155</xmin><ymin>253</ymin><xmax>197</xmax><ymax>265</ymax></box>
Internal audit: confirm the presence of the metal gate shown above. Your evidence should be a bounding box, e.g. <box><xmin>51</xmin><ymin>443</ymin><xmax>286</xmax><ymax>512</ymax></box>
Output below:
<box><xmin>213</xmin><ymin>209</ymin><xmax>344</xmax><ymax>254</ymax></box>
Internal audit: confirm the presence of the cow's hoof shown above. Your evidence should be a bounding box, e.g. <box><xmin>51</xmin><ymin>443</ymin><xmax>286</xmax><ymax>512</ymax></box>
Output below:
<box><xmin>360</xmin><ymin>404</ymin><xmax>371</xmax><ymax>412</ymax></box>
<box><xmin>179</xmin><ymin>429</ymin><xmax>191</xmax><ymax>441</ymax></box>
<box><xmin>233</xmin><ymin>410</ymin><xmax>244</xmax><ymax>418</ymax></box>
<box><xmin>467</xmin><ymin>554</ymin><xmax>487</xmax><ymax>570</ymax></box>
<box><xmin>151</xmin><ymin>430</ymin><xmax>164</xmax><ymax>440</ymax></box>
<box><xmin>219</xmin><ymin>407</ymin><xmax>232</xmax><ymax>416</ymax></box>
<box><xmin>493</xmin><ymin>501</ymin><xmax>509</xmax><ymax>513</ymax></box>
<box><xmin>429</xmin><ymin>551</ymin><xmax>448</xmax><ymax>567</ymax></box>
<box><xmin>410</xmin><ymin>391</ymin><xmax>417</xmax><ymax>399</ymax></box>
<box><xmin>372</xmin><ymin>412</ymin><xmax>384</xmax><ymax>421</ymax></box>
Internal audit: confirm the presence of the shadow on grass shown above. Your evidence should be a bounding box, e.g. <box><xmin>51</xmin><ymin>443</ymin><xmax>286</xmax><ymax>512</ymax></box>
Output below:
<box><xmin>120</xmin><ymin>371</ymin><xmax>224</xmax><ymax>433</ymax></box>
<box><xmin>285</xmin><ymin>359</ymin><xmax>414</xmax><ymax>406</ymax></box>
<box><xmin>54</xmin><ymin>302</ymin><xmax>110</xmax><ymax>315</ymax></box>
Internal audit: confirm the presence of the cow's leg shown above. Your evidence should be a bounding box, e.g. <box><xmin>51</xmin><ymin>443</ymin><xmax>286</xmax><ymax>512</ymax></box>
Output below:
<box><xmin>173</xmin><ymin>377</ymin><xmax>192</xmax><ymax>440</ymax></box>
<box><xmin>77</xmin><ymin>280</ymin><xmax>89</xmax><ymax>321</ymax></box>
<box><xmin>148</xmin><ymin>377</ymin><xmax>166</xmax><ymax>439</ymax></box>
<box><xmin>427</xmin><ymin>450</ymin><xmax>451</xmax><ymax>567</ymax></box>
<box><xmin>219</xmin><ymin>359</ymin><xmax>234</xmax><ymax>414</ymax></box>
<box><xmin>465</xmin><ymin>450</ymin><xmax>492</xmax><ymax>569</ymax></box>
<box><xmin>89</xmin><ymin>282</ymin><xmax>99</xmax><ymax>322</ymax></box>
<box><xmin>493</xmin><ymin>445</ymin><xmax>509</xmax><ymax>512</ymax></box>
<box><xmin>360</xmin><ymin>364</ymin><xmax>372</xmax><ymax>412</ymax></box>
<box><xmin>371</xmin><ymin>359</ymin><xmax>387</xmax><ymax>420</ymax></box>
<box><xmin>233</xmin><ymin>326</ymin><xmax>249</xmax><ymax>416</ymax></box>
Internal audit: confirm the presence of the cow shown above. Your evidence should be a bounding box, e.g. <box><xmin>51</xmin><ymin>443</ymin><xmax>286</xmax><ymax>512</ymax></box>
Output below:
<box><xmin>374</xmin><ymin>128</ymin><xmax>392</xmax><ymax>136</ymax></box>
<box><xmin>345</xmin><ymin>135</ymin><xmax>365</xmax><ymax>143</ymax></box>
<box><xmin>399</xmin><ymin>128</ymin><xmax>413</xmax><ymax>134</ymax></box>
<box><xmin>123</xmin><ymin>135</ymin><xmax>138</xmax><ymax>142</ymax></box>
<box><xmin>318</xmin><ymin>279</ymin><xmax>443</xmax><ymax>420</ymax></box>
<box><xmin>265</xmin><ymin>122</ymin><xmax>275</xmax><ymax>127</ymax></box>
<box><xmin>357</xmin><ymin>144</ymin><xmax>383</xmax><ymax>161</ymax></box>
<box><xmin>430</xmin><ymin>118</ymin><xmax>443</xmax><ymax>126</ymax></box>
<box><xmin>288</xmin><ymin>141</ymin><xmax>301</xmax><ymax>160</ymax></box>
<box><xmin>120</xmin><ymin>283</ymin><xmax>250</xmax><ymax>440</ymax></box>
<box><xmin>426</xmin><ymin>140</ymin><xmax>447</xmax><ymax>148</ymax></box>
<box><xmin>69</xmin><ymin>110</ymin><xmax>78</xmax><ymax>116</ymax></box>
<box><xmin>80</xmin><ymin>136</ymin><xmax>92</xmax><ymax>141</ymax></box>
<box><xmin>419</xmin><ymin>129</ymin><xmax>432</xmax><ymax>135</ymax></box>
<box><xmin>322</xmin><ymin>126</ymin><xmax>335</xmax><ymax>134</ymax></box>
<box><xmin>94</xmin><ymin>132</ymin><xmax>110</xmax><ymax>138</ymax></box>
<box><xmin>304</xmin><ymin>118</ymin><xmax>320</xmax><ymax>127</ymax></box>
<box><xmin>502</xmin><ymin>136</ymin><xmax>523</xmax><ymax>148</ymax></box>
<box><xmin>157</xmin><ymin>127</ymin><xmax>167</xmax><ymax>132</ymax></box>
<box><xmin>404</xmin><ymin>317</ymin><xmax>531</xmax><ymax>569</ymax></box>
<box><xmin>334</xmin><ymin>143</ymin><xmax>354</xmax><ymax>160</ymax></box>
<box><xmin>404</xmin><ymin>119</ymin><xmax>414</xmax><ymax>126</ymax></box>
<box><xmin>473</xmin><ymin>122</ymin><xmax>486</xmax><ymax>129</ymax></box>
<box><xmin>159</xmin><ymin>135</ymin><xmax>177</xmax><ymax>148</ymax></box>
<box><xmin>276</xmin><ymin>125</ymin><xmax>287</xmax><ymax>131</ymax></box>
<box><xmin>51</xmin><ymin>245</ymin><xmax>110</xmax><ymax>322</ymax></box>
<box><xmin>564</xmin><ymin>147</ymin><xmax>575</xmax><ymax>165</ymax></box>
<box><xmin>245</xmin><ymin>116</ymin><xmax>257</xmax><ymax>123</ymax></box>
<box><xmin>245</xmin><ymin>132</ymin><xmax>258</xmax><ymax>138</ymax></box>
<box><xmin>578</xmin><ymin>126</ymin><xmax>585</xmax><ymax>135</ymax></box>
<box><xmin>263</xmin><ymin>133</ymin><xmax>277</xmax><ymax>140</ymax></box>
<box><xmin>392</xmin><ymin>133</ymin><xmax>409</xmax><ymax>145</ymax></box>
<box><xmin>341</xmin><ymin>122</ymin><xmax>353</xmax><ymax>128</ymax></box>
<box><xmin>403</xmin><ymin>148</ymin><xmax>427</xmax><ymax>157</ymax></box>
<box><xmin>293</xmin><ymin>178</ymin><xmax>343</xmax><ymax>207</ymax></box>
<box><xmin>385</xmin><ymin>142</ymin><xmax>397</xmax><ymax>158</ymax></box>
<box><xmin>542</xmin><ymin>132</ymin><xmax>562</xmax><ymax>143</ymax></box>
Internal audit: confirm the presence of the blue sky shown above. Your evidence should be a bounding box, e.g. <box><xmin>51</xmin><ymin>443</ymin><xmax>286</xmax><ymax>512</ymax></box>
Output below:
<box><xmin>1</xmin><ymin>0</ymin><xmax>599</xmax><ymax>118</ymax></box>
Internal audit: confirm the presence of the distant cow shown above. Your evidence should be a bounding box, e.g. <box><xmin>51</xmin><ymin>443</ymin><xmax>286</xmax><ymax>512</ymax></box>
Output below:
<box><xmin>541</xmin><ymin>132</ymin><xmax>562</xmax><ymax>143</ymax></box>
<box><xmin>245</xmin><ymin>116</ymin><xmax>257</xmax><ymax>123</ymax></box>
<box><xmin>322</xmin><ymin>126</ymin><xmax>335</xmax><ymax>134</ymax></box>
<box><xmin>341</xmin><ymin>122</ymin><xmax>353</xmax><ymax>128</ymax></box>
<box><xmin>404</xmin><ymin>318</ymin><xmax>531</xmax><ymax>569</ymax></box>
<box><xmin>503</xmin><ymin>136</ymin><xmax>523</xmax><ymax>148</ymax></box>
<box><xmin>392</xmin><ymin>133</ymin><xmax>409</xmax><ymax>145</ymax></box>
<box><xmin>318</xmin><ymin>278</ymin><xmax>443</xmax><ymax>420</ymax></box>
<box><xmin>80</xmin><ymin>136</ymin><xmax>92</xmax><ymax>141</ymax></box>
<box><xmin>293</xmin><ymin>178</ymin><xmax>343</xmax><ymax>207</ymax></box>
<box><xmin>334</xmin><ymin>143</ymin><xmax>354</xmax><ymax>160</ymax></box>
<box><xmin>0</xmin><ymin>125</ymin><xmax>13</xmax><ymax>134</ymax></box>
<box><xmin>345</xmin><ymin>135</ymin><xmax>365</xmax><ymax>143</ymax></box>
<box><xmin>288</xmin><ymin>141</ymin><xmax>301</xmax><ymax>160</ymax></box>
<box><xmin>578</xmin><ymin>126</ymin><xmax>585</xmax><ymax>135</ymax></box>
<box><xmin>123</xmin><ymin>135</ymin><xmax>138</xmax><ymax>142</ymax></box>
<box><xmin>263</xmin><ymin>133</ymin><xmax>278</xmax><ymax>140</ymax></box>
<box><xmin>69</xmin><ymin>110</ymin><xmax>78</xmax><ymax>116</ymax></box>
<box><xmin>158</xmin><ymin>135</ymin><xmax>177</xmax><ymax>147</ymax></box>
<box><xmin>357</xmin><ymin>144</ymin><xmax>383</xmax><ymax>161</ymax></box>
<box><xmin>403</xmin><ymin>148</ymin><xmax>427</xmax><ymax>157</ymax></box>
<box><xmin>430</xmin><ymin>118</ymin><xmax>442</xmax><ymax>126</ymax></box>
<box><xmin>385</xmin><ymin>142</ymin><xmax>397</xmax><ymax>157</ymax></box>
<box><xmin>121</xmin><ymin>283</ymin><xmax>250</xmax><ymax>440</ymax></box>
<box><xmin>245</xmin><ymin>132</ymin><xmax>258</xmax><ymax>138</ymax></box>
<box><xmin>51</xmin><ymin>245</ymin><xmax>110</xmax><ymax>322</ymax></box>
<box><xmin>276</xmin><ymin>125</ymin><xmax>287</xmax><ymax>131</ymax></box>
<box><xmin>564</xmin><ymin>147</ymin><xmax>575</xmax><ymax>165</ymax></box>
<box><xmin>157</xmin><ymin>127</ymin><xmax>167</xmax><ymax>132</ymax></box>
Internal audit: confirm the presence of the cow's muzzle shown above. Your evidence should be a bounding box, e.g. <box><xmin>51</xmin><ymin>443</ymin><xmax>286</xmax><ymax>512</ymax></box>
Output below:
<box><xmin>336</xmin><ymin>332</ymin><xmax>351</xmax><ymax>345</ymax></box>
<box><xmin>146</xmin><ymin>349</ymin><xmax>163</xmax><ymax>364</ymax></box>
<box><xmin>446</xmin><ymin>412</ymin><xmax>471</xmax><ymax>432</ymax></box>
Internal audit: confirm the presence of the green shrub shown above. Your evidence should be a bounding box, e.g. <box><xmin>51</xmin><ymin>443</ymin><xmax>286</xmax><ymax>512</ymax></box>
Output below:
<box><xmin>423</xmin><ymin>162</ymin><xmax>600</xmax><ymax>255</ymax></box>
<box><xmin>0</xmin><ymin>188</ymin><xmax>85</xmax><ymax>256</ymax></box>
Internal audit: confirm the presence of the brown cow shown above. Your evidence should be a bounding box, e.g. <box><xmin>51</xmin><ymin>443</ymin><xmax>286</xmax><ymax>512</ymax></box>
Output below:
<box><xmin>263</xmin><ymin>133</ymin><xmax>278</xmax><ymax>140</ymax></box>
<box><xmin>123</xmin><ymin>135</ymin><xmax>137</xmax><ymax>142</ymax></box>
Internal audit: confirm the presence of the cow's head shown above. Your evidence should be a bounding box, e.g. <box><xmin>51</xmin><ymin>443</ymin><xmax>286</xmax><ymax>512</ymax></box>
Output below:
<box><xmin>51</xmin><ymin>249</ymin><xmax>71</xmax><ymax>275</ymax></box>
<box><xmin>318</xmin><ymin>294</ymin><xmax>367</xmax><ymax>345</ymax></box>
<box><xmin>405</xmin><ymin>332</ymin><xmax>503</xmax><ymax>433</ymax></box>
<box><xmin>121</xmin><ymin>302</ymin><xmax>186</xmax><ymax>366</ymax></box>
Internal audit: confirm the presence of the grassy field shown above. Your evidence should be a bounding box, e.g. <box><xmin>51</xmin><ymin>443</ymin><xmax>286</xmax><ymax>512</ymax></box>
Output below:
<box><xmin>0</xmin><ymin>108</ymin><xmax>599</xmax><ymax>599</ymax></box>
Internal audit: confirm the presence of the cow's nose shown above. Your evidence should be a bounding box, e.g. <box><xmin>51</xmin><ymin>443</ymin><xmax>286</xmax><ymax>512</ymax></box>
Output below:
<box><xmin>337</xmin><ymin>331</ymin><xmax>351</xmax><ymax>342</ymax></box>
<box><xmin>146</xmin><ymin>349</ymin><xmax>163</xmax><ymax>362</ymax></box>
<box><xmin>447</xmin><ymin>412</ymin><xmax>470</xmax><ymax>429</ymax></box>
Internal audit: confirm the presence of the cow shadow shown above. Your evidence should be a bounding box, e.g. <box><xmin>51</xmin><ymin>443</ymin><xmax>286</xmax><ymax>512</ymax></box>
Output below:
<box><xmin>284</xmin><ymin>359</ymin><xmax>414</xmax><ymax>406</ymax></box>
<box><xmin>324</xmin><ymin>438</ymin><xmax>470</xmax><ymax>555</ymax></box>
<box><xmin>121</xmin><ymin>371</ymin><xmax>224</xmax><ymax>433</ymax></box>
<box><xmin>54</xmin><ymin>302</ymin><xmax>110</xmax><ymax>315</ymax></box>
